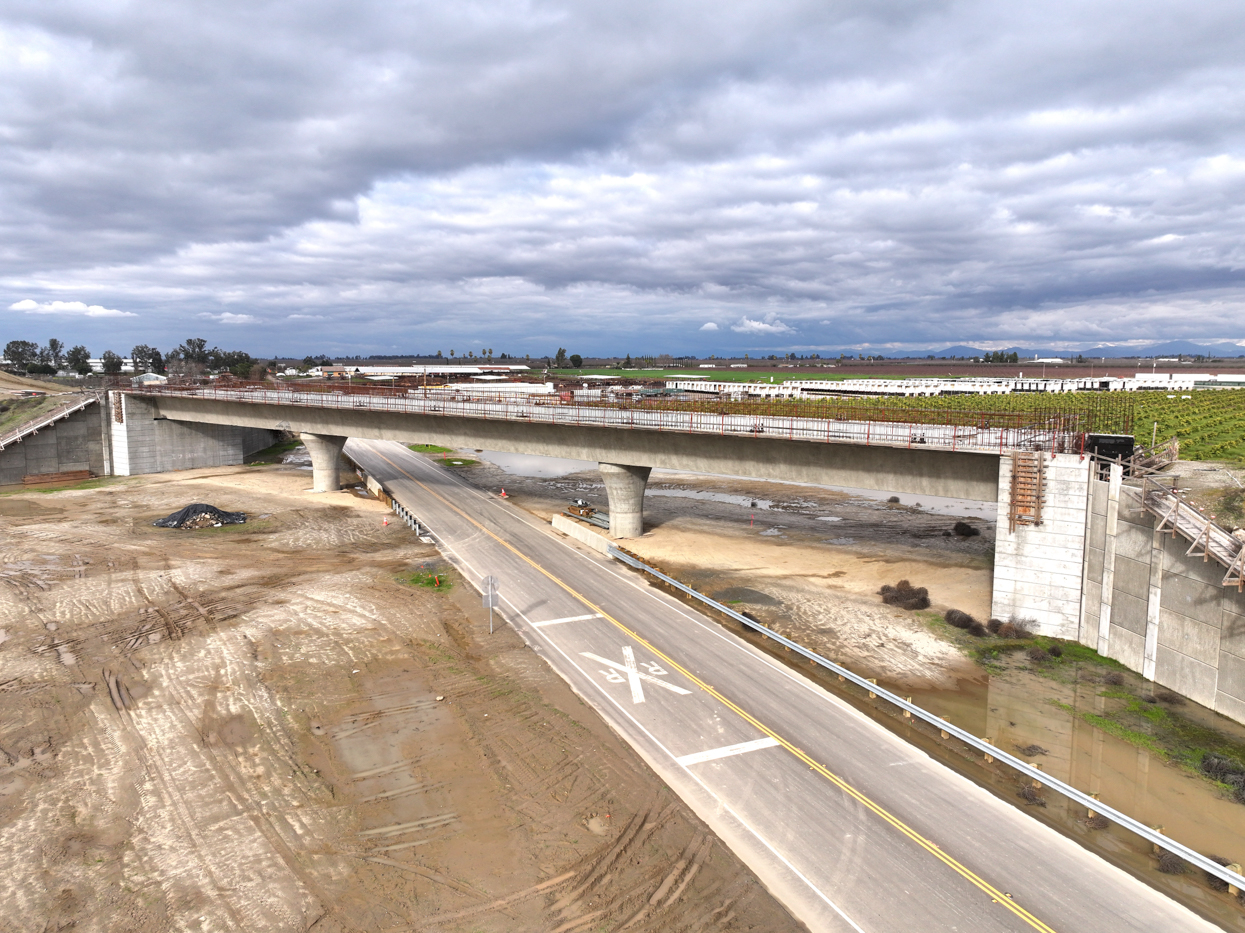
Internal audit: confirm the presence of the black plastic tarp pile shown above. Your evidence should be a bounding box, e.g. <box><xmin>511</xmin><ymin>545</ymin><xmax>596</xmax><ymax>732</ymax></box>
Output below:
<box><xmin>152</xmin><ymin>503</ymin><xmax>247</xmax><ymax>529</ymax></box>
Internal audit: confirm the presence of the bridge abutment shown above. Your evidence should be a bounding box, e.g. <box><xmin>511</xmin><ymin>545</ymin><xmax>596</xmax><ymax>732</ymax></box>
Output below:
<box><xmin>302</xmin><ymin>432</ymin><xmax>348</xmax><ymax>492</ymax></box>
<box><xmin>599</xmin><ymin>462</ymin><xmax>651</xmax><ymax>538</ymax></box>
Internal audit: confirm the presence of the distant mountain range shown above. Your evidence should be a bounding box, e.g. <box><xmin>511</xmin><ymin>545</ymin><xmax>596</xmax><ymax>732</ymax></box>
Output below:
<box><xmin>858</xmin><ymin>341</ymin><xmax>1245</xmax><ymax>359</ymax></box>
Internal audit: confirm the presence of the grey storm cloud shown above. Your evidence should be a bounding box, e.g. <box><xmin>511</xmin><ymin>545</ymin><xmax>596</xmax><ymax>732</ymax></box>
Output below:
<box><xmin>1</xmin><ymin>0</ymin><xmax>1244</xmax><ymax>354</ymax></box>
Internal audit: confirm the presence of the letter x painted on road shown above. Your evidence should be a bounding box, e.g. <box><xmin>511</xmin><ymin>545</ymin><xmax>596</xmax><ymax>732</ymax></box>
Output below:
<box><xmin>581</xmin><ymin>647</ymin><xmax>692</xmax><ymax>704</ymax></box>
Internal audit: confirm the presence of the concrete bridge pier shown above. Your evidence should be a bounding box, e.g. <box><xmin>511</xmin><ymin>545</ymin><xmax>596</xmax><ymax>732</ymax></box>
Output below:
<box><xmin>302</xmin><ymin>432</ymin><xmax>348</xmax><ymax>492</ymax></box>
<box><xmin>599</xmin><ymin>462</ymin><xmax>651</xmax><ymax>538</ymax></box>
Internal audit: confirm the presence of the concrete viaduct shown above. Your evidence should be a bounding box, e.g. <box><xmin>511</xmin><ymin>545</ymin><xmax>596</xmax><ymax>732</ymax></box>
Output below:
<box><xmin>108</xmin><ymin>386</ymin><xmax>1084</xmax><ymax>637</ymax></box>
<box><xmin>125</xmin><ymin>386</ymin><xmax>1008</xmax><ymax>532</ymax></box>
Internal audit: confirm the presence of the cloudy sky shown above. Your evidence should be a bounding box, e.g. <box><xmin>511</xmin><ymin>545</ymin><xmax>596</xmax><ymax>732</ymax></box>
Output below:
<box><xmin>2</xmin><ymin>0</ymin><xmax>1244</xmax><ymax>358</ymax></box>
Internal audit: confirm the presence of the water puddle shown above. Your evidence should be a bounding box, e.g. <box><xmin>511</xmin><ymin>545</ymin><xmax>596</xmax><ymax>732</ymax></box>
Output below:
<box><xmin>828</xmin><ymin>486</ymin><xmax>997</xmax><ymax>519</ymax></box>
<box><xmin>282</xmin><ymin>447</ymin><xmax>312</xmax><ymax>470</ymax></box>
<box><xmin>475</xmin><ymin>450</ymin><xmax>597</xmax><ymax>477</ymax></box>
<box><xmin>648</xmin><ymin>488</ymin><xmax>775</xmax><ymax>510</ymax></box>
<box><xmin>652</xmin><ymin>469</ymin><xmax>996</xmax><ymax>520</ymax></box>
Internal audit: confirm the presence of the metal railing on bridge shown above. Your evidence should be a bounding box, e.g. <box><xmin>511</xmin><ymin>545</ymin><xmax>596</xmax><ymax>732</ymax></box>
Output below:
<box><xmin>125</xmin><ymin>382</ymin><xmax>1092</xmax><ymax>455</ymax></box>
<box><xmin>0</xmin><ymin>393</ymin><xmax>101</xmax><ymax>452</ymax></box>
<box><xmin>1127</xmin><ymin>476</ymin><xmax>1245</xmax><ymax>589</ymax></box>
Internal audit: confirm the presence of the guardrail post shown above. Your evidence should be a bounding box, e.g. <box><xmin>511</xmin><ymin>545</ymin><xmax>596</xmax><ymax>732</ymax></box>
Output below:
<box><xmin>1031</xmin><ymin>763</ymin><xmax>1043</xmax><ymax>789</ymax></box>
<box><xmin>867</xmin><ymin>679</ymin><xmax>877</xmax><ymax>698</ymax></box>
<box><xmin>903</xmin><ymin>697</ymin><xmax>912</xmax><ymax>718</ymax></box>
<box><xmin>1230</xmin><ymin>864</ymin><xmax>1242</xmax><ymax>897</ymax></box>
<box><xmin>982</xmin><ymin>737</ymin><xmax>994</xmax><ymax>763</ymax></box>
<box><xmin>940</xmin><ymin>717</ymin><xmax>950</xmax><ymax>739</ymax></box>
<box><xmin>1150</xmin><ymin>825</ymin><xmax>1165</xmax><ymax>855</ymax></box>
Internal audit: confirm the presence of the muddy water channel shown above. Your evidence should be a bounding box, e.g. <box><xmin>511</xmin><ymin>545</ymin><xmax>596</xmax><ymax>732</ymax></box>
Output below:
<box><xmin>658</xmin><ymin>583</ymin><xmax>1245</xmax><ymax>929</ymax></box>
<box><xmin>909</xmin><ymin>666</ymin><xmax>1245</xmax><ymax>862</ymax></box>
<box><xmin>911</xmin><ymin>663</ymin><xmax>1245</xmax><ymax>928</ymax></box>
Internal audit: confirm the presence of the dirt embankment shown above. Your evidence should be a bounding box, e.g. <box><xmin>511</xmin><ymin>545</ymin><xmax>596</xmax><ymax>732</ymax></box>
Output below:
<box><xmin>0</xmin><ymin>463</ymin><xmax>803</xmax><ymax>933</ymax></box>
<box><xmin>0</xmin><ymin>371</ymin><xmax>70</xmax><ymax>394</ymax></box>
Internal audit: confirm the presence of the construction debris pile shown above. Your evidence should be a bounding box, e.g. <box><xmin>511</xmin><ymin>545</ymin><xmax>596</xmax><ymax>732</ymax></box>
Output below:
<box><xmin>152</xmin><ymin>503</ymin><xmax>247</xmax><ymax>529</ymax></box>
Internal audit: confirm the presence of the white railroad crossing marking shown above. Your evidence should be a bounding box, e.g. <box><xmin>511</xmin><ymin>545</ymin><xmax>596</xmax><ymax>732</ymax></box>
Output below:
<box><xmin>676</xmin><ymin>736</ymin><xmax>781</xmax><ymax>766</ymax></box>
<box><xmin>581</xmin><ymin>648</ymin><xmax>692</xmax><ymax>704</ymax></box>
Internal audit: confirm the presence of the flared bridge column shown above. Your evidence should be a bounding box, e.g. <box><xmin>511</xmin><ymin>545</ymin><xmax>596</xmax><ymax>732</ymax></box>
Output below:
<box><xmin>301</xmin><ymin>433</ymin><xmax>347</xmax><ymax>492</ymax></box>
<box><xmin>598</xmin><ymin>462</ymin><xmax>651</xmax><ymax>538</ymax></box>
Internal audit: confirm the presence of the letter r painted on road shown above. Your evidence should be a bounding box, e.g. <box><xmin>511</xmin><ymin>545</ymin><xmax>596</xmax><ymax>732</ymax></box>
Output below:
<box><xmin>582</xmin><ymin>648</ymin><xmax>692</xmax><ymax>704</ymax></box>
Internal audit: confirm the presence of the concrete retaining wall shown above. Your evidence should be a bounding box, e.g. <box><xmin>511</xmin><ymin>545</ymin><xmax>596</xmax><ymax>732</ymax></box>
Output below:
<box><xmin>552</xmin><ymin>514</ymin><xmax>611</xmax><ymax>555</ymax></box>
<box><xmin>0</xmin><ymin>400</ymin><xmax>108</xmax><ymax>485</ymax></box>
<box><xmin>991</xmin><ymin>453</ymin><xmax>1091</xmax><ymax>639</ymax></box>
<box><xmin>108</xmin><ymin>393</ymin><xmax>275</xmax><ymax>476</ymax></box>
<box><xmin>1081</xmin><ymin>471</ymin><xmax>1245</xmax><ymax>724</ymax></box>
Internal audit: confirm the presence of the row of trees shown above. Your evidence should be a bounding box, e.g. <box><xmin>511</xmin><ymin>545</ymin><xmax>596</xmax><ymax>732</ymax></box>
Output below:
<box><xmin>3</xmin><ymin>339</ymin><xmax>94</xmax><ymax>375</ymax></box>
<box><xmin>2</xmin><ymin>337</ymin><xmax>268</xmax><ymax>379</ymax></box>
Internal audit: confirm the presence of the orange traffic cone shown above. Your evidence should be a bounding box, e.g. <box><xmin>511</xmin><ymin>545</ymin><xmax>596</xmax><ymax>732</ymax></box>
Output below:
<box><xmin>383</xmin><ymin>518</ymin><xmax>389</xmax><ymax>525</ymax></box>
<box><xmin>499</xmin><ymin>488</ymin><xmax>509</xmax><ymax>498</ymax></box>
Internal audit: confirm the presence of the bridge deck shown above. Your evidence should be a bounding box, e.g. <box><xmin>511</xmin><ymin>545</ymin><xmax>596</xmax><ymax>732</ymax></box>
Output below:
<box><xmin>127</xmin><ymin>384</ymin><xmax>1081</xmax><ymax>456</ymax></box>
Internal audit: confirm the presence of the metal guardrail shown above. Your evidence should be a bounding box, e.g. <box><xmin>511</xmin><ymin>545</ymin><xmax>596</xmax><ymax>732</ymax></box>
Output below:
<box><xmin>0</xmin><ymin>393</ymin><xmax>100</xmax><ymax>451</ymax></box>
<box><xmin>607</xmin><ymin>545</ymin><xmax>1245</xmax><ymax>891</ymax></box>
<box><xmin>563</xmin><ymin>509</ymin><xmax>610</xmax><ymax>530</ymax></box>
<box><xmin>125</xmin><ymin>384</ymin><xmax>1082</xmax><ymax>456</ymax></box>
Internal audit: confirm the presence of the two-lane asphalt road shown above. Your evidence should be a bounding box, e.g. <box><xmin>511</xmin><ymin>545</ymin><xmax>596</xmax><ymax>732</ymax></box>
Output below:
<box><xmin>347</xmin><ymin>438</ymin><xmax>1215</xmax><ymax>933</ymax></box>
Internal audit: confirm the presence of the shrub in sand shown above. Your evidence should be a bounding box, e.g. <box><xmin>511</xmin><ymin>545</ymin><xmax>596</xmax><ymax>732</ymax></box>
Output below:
<box><xmin>1026</xmin><ymin>646</ymin><xmax>1051</xmax><ymax>663</ymax></box>
<box><xmin>1154</xmin><ymin>689</ymin><xmax>1184</xmax><ymax>705</ymax></box>
<box><xmin>996</xmin><ymin>618</ymin><xmax>1034</xmax><ymax>639</ymax></box>
<box><xmin>1157</xmin><ymin>851</ymin><xmax>1186</xmax><ymax>875</ymax></box>
<box><xmin>944</xmin><ymin>609</ymin><xmax>975</xmax><ymax>629</ymax></box>
<box><xmin>1200</xmin><ymin>753</ymin><xmax>1245</xmax><ymax>789</ymax></box>
<box><xmin>1086</xmin><ymin>815</ymin><xmax>1110</xmax><ymax>830</ymax></box>
<box><xmin>1047</xmin><ymin>644</ymin><xmax>1063</xmax><ymax>658</ymax></box>
<box><xmin>1103</xmin><ymin>672</ymin><xmax>1125</xmax><ymax>686</ymax></box>
<box><xmin>967</xmin><ymin>621</ymin><xmax>988</xmax><ymax>637</ymax></box>
<box><xmin>952</xmin><ymin>520</ymin><xmax>980</xmax><ymax>537</ymax></box>
<box><xmin>987</xmin><ymin>618</ymin><xmax>1003</xmax><ymax>634</ymax></box>
<box><xmin>1206</xmin><ymin>855</ymin><xmax>1232</xmax><ymax>892</ymax></box>
<box><xmin>1018</xmin><ymin>784</ymin><xmax>1046</xmax><ymax>807</ymax></box>
<box><xmin>1007</xmin><ymin>617</ymin><xmax>1035</xmax><ymax>638</ymax></box>
<box><xmin>879</xmin><ymin>580</ymin><xmax>930</xmax><ymax>611</ymax></box>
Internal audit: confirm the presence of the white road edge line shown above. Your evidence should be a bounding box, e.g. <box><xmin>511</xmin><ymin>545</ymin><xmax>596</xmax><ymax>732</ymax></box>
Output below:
<box><xmin>362</xmin><ymin>441</ymin><xmax>868</xmax><ymax>933</ymax></box>
<box><xmin>676</xmin><ymin>737</ymin><xmax>782</xmax><ymax>766</ymax></box>
<box><xmin>533</xmin><ymin>613</ymin><xmax>603</xmax><ymax>627</ymax></box>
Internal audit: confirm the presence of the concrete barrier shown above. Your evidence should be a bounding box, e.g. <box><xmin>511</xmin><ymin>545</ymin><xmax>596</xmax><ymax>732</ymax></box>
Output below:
<box><xmin>552</xmin><ymin>513</ymin><xmax>611</xmax><ymax>555</ymax></box>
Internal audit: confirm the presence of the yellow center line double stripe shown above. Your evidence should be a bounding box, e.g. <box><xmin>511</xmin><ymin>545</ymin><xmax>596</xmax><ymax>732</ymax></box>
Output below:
<box><xmin>369</xmin><ymin>443</ymin><xmax>1058</xmax><ymax>933</ymax></box>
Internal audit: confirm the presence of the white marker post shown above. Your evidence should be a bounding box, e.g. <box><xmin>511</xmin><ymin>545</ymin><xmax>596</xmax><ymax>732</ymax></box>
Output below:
<box><xmin>482</xmin><ymin>575</ymin><xmax>500</xmax><ymax>634</ymax></box>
